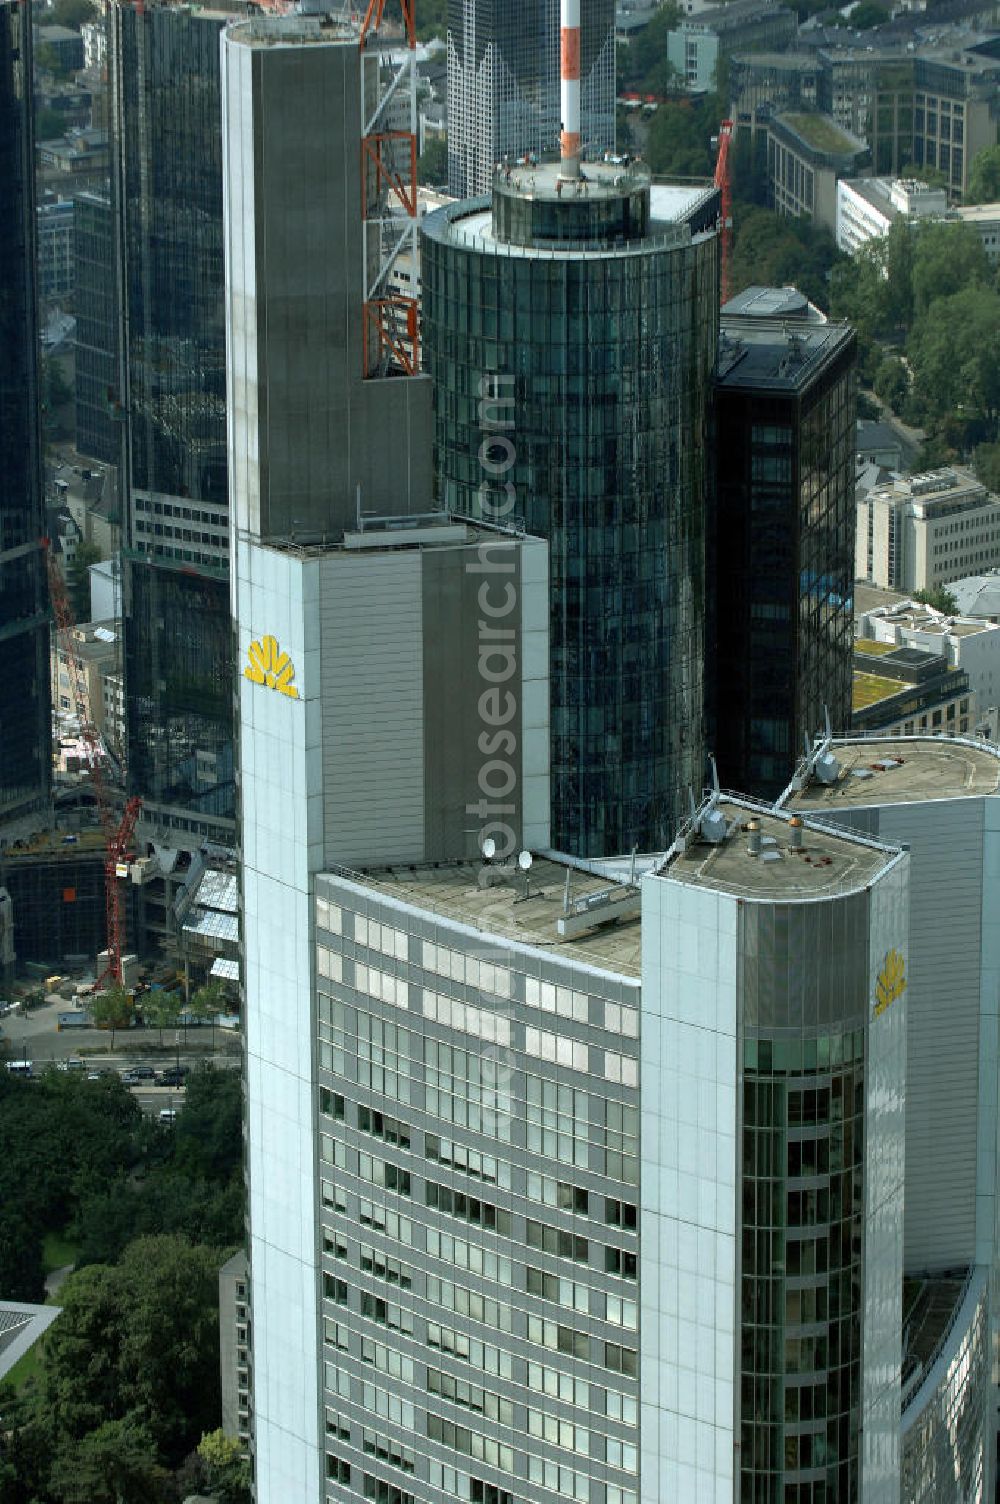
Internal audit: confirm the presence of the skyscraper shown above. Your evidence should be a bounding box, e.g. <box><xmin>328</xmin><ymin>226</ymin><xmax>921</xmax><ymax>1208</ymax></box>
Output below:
<box><xmin>222</xmin><ymin>15</ymin><xmax>542</xmax><ymax>1497</ymax></box>
<box><xmin>109</xmin><ymin>0</ymin><xmax>239</xmax><ymax>847</ymax></box>
<box><xmin>73</xmin><ymin>188</ymin><xmax>119</xmax><ymax>466</ymax></box>
<box><xmin>446</xmin><ymin>0</ymin><xmax>615</xmax><ymax>197</ymax></box>
<box><xmin>712</xmin><ymin>286</ymin><xmax>856</xmax><ymax>798</ymax></box>
<box><xmin>0</xmin><ymin>0</ymin><xmax>49</xmax><ymax>832</ymax></box>
<box><xmin>422</xmin><ymin>166</ymin><xmax>719</xmax><ymax>857</ymax></box>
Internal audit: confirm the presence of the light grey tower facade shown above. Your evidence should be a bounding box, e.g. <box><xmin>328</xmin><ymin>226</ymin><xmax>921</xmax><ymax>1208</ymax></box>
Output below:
<box><xmin>422</xmin><ymin>169</ymin><xmax>719</xmax><ymax>857</ymax></box>
<box><xmin>223</xmin><ymin>15</ymin><xmax>549</xmax><ymax>1501</ymax></box>
<box><xmin>447</xmin><ymin>0</ymin><xmax>615</xmax><ymax>198</ymax></box>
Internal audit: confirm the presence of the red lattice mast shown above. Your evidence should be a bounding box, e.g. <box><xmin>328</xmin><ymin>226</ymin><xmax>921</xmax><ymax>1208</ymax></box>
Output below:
<box><xmin>715</xmin><ymin>119</ymin><xmax>734</xmax><ymax>307</ymax></box>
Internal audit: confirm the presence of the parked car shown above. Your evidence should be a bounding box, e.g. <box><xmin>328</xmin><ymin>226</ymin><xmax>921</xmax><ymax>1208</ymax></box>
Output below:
<box><xmin>158</xmin><ymin>1108</ymin><xmax>177</xmax><ymax>1126</ymax></box>
<box><xmin>121</xmin><ymin>1065</ymin><xmax>156</xmax><ymax>1085</ymax></box>
<box><xmin>158</xmin><ymin>1066</ymin><xmax>189</xmax><ymax>1087</ymax></box>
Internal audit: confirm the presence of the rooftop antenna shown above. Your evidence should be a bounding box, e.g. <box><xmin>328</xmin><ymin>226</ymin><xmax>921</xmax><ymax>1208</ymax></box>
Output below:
<box><xmin>559</xmin><ymin>0</ymin><xmax>581</xmax><ymax>179</ymax></box>
<box><xmin>563</xmin><ymin>866</ymin><xmax>572</xmax><ymax>915</ymax></box>
<box><xmin>804</xmin><ymin>705</ymin><xmax>841</xmax><ymax>787</ymax></box>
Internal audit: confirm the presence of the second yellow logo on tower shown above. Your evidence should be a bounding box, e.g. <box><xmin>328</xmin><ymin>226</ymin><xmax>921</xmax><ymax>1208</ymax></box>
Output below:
<box><xmin>244</xmin><ymin>636</ymin><xmax>300</xmax><ymax>699</ymax></box>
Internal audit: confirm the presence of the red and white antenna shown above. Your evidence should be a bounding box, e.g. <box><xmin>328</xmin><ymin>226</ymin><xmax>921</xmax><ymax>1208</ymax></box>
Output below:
<box><xmin>560</xmin><ymin>0</ymin><xmax>581</xmax><ymax>178</ymax></box>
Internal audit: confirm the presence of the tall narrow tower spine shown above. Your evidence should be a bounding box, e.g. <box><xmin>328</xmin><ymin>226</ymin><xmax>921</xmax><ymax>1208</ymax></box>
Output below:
<box><xmin>560</xmin><ymin>0</ymin><xmax>581</xmax><ymax>176</ymax></box>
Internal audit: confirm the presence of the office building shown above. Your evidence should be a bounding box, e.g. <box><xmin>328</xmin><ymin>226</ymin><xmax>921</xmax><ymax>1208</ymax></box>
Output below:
<box><xmin>109</xmin><ymin>0</ymin><xmax>240</xmax><ymax>848</ymax></box>
<box><xmin>713</xmin><ymin>286</ymin><xmax>856</xmax><ymax>798</ymax></box>
<box><xmin>0</xmin><ymin>0</ymin><xmax>50</xmax><ymax>834</ymax></box>
<box><xmin>766</xmin><ymin>112</ymin><xmax>870</xmax><ymax>232</ymax></box>
<box><xmin>36</xmin><ymin>195</ymin><xmax>75</xmax><ymax>301</ymax></box>
<box><xmin>74</xmin><ymin>189</ymin><xmax>118</xmax><ymax>464</ymax></box>
<box><xmin>251</xmin><ymin>793</ymin><xmax>907</xmax><ymax>1503</ymax></box>
<box><xmin>852</xmin><ymin>641</ymin><xmax>973</xmax><ymax>738</ymax></box>
<box><xmin>836</xmin><ymin>175</ymin><xmax>948</xmax><ymax>257</ymax></box>
<box><xmin>666</xmin><ymin>0</ymin><xmax>796</xmax><ymax>94</ymax></box>
<box><xmin>422</xmin><ymin>166</ymin><xmax>720</xmax><ymax>857</ymax></box>
<box><xmin>446</xmin><ymin>0</ymin><xmax>615</xmax><ymax>197</ymax></box>
<box><xmin>782</xmin><ymin>734</ymin><xmax>1000</xmax><ymax>1498</ymax></box>
<box><xmin>857</xmin><ymin>466</ymin><xmax>1000</xmax><ymax>594</ymax></box>
<box><xmin>222</xmin><ymin>15</ymin><xmax>513</xmax><ymax>1498</ymax></box>
<box><xmin>858</xmin><ymin>597</ymin><xmax>1000</xmax><ymax>715</ymax></box>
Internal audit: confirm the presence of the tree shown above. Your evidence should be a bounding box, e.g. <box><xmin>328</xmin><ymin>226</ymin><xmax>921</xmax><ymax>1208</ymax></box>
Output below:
<box><xmin>913</xmin><ymin>586</ymin><xmax>959</xmax><ymax>614</ymax></box>
<box><xmin>418</xmin><ymin>135</ymin><xmax>447</xmax><ymax>187</ymax></box>
<box><xmin>197</xmin><ymin>1429</ymin><xmax>251</xmax><ymax>1504</ymax></box>
<box><xmin>728</xmin><ymin>206</ymin><xmax>841</xmax><ymax>310</ymax></box>
<box><xmin>42</xmin><ymin>1235</ymin><xmax>225</xmax><ymax>1466</ymax></box>
<box><xmin>66</xmin><ymin>539</ymin><xmax>101</xmax><ymax>622</ymax></box>
<box><xmin>973</xmin><ymin>442</ymin><xmax>1000</xmax><ymax>496</ymax></box>
<box><xmin>849</xmin><ymin>0</ymin><xmax>889</xmax><ymax>27</ymax></box>
<box><xmin>966</xmin><ymin>145</ymin><xmax>1000</xmax><ymax>206</ymax></box>
<box><xmin>49</xmin><ymin>1418</ymin><xmax>169</xmax><ymax>1504</ymax></box>
<box><xmin>620</xmin><ymin>2</ymin><xmax>680</xmax><ymax>95</ymax></box>
<box><xmin>873</xmin><ymin>355</ymin><xmax>908</xmax><ymax>414</ymax></box>
<box><xmin>36</xmin><ymin>107</ymin><xmax>67</xmax><ymax>142</ymax></box>
<box><xmin>141</xmin><ymin>988</ymin><xmax>180</xmax><ymax>1047</ymax></box>
<box><xmin>89</xmin><ymin>985</ymin><xmax>132</xmax><ymax>1050</ymax></box>
<box><xmin>910</xmin><ymin>220</ymin><xmax>990</xmax><ymax>317</ymax></box>
<box><xmin>50</xmin><ymin>0</ymin><xmax>98</xmax><ymax>27</ymax></box>
<box><xmin>909</xmin><ymin>286</ymin><xmax>1000</xmax><ymax>441</ymax></box>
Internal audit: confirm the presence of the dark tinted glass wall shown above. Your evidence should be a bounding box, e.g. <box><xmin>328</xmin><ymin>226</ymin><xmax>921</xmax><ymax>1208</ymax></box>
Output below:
<box><xmin>111</xmin><ymin>1</ymin><xmax>234</xmax><ymax>837</ymax></box>
<box><xmin>713</xmin><ymin>338</ymin><xmax>856</xmax><ymax>799</ymax></box>
<box><xmin>74</xmin><ymin>190</ymin><xmax>119</xmax><ymax>465</ymax></box>
<box><xmin>423</xmin><ymin>206</ymin><xmax>718</xmax><ymax>857</ymax></box>
<box><xmin>0</xmin><ymin>0</ymin><xmax>49</xmax><ymax>825</ymax></box>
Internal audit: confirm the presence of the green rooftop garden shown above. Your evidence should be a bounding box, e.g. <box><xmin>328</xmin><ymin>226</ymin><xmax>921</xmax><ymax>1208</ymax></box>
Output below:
<box><xmin>782</xmin><ymin>112</ymin><xmax>856</xmax><ymax>155</ymax></box>
<box><xmin>853</xmin><ymin>671</ymin><xmax>912</xmax><ymax>710</ymax></box>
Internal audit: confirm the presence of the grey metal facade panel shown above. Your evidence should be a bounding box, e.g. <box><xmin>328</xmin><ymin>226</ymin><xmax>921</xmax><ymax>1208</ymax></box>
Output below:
<box><xmin>319</xmin><ymin>554</ymin><xmax>426</xmax><ymax>864</ymax></box>
<box><xmin>739</xmin><ymin>891</ymin><xmax>871</xmax><ymax>1033</ymax></box>
<box><xmin>864</xmin><ymin>799</ymin><xmax>984</xmax><ymax>1270</ymax></box>
<box><xmin>420</xmin><ymin>543</ymin><xmax>524</xmax><ymax>862</ymax></box>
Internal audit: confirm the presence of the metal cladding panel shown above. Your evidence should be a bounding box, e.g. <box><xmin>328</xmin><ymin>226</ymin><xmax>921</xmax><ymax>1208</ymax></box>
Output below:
<box><xmin>877</xmin><ymin>799</ymin><xmax>983</xmax><ymax>1271</ymax></box>
<box><xmin>739</xmin><ymin>890</ymin><xmax>870</xmax><ymax>1033</ymax></box>
<box><xmin>862</xmin><ymin>854</ymin><xmax>907</xmax><ymax>1502</ymax></box>
<box><xmin>319</xmin><ymin>551</ymin><xmax>425</xmax><ymax>865</ymax></box>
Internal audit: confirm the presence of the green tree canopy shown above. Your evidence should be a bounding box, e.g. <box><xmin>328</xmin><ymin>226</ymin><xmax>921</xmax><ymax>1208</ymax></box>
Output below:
<box><xmin>418</xmin><ymin>135</ymin><xmax>448</xmax><ymax>187</ymax></box>
<box><xmin>966</xmin><ymin>145</ymin><xmax>1000</xmax><ymax>205</ymax></box>
<box><xmin>66</xmin><ymin>539</ymin><xmax>101</xmax><ymax>622</ymax></box>
<box><xmin>912</xmin><ymin>585</ymin><xmax>959</xmax><ymax>614</ymax></box>
<box><xmin>49</xmin><ymin>0</ymin><xmax>98</xmax><ymax>27</ymax></box>
<box><xmin>89</xmin><ymin>984</ymin><xmax>132</xmax><ymax>1049</ymax></box>
<box><xmin>908</xmin><ymin>285</ymin><xmax>1000</xmax><ymax>440</ymax></box>
<box><xmin>49</xmin><ymin>1418</ymin><xmax>170</xmax><ymax>1504</ymax></box>
<box><xmin>973</xmin><ymin>442</ymin><xmax>1000</xmax><ymax>495</ymax></box>
<box><xmin>729</xmin><ymin>205</ymin><xmax>841</xmax><ymax>310</ymax></box>
<box><xmin>910</xmin><ymin>220</ymin><xmax>991</xmax><ymax>317</ymax></box>
<box><xmin>873</xmin><ymin>355</ymin><xmax>908</xmax><ymax>414</ymax></box>
<box><xmin>42</xmin><ymin>1235</ymin><xmax>225</xmax><ymax>1466</ymax></box>
<box><xmin>620</xmin><ymin>2</ymin><xmax>680</xmax><ymax>95</ymax></box>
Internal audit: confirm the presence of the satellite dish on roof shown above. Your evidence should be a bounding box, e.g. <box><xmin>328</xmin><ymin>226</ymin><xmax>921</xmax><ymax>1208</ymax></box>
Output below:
<box><xmin>481</xmin><ymin>836</ymin><xmax>497</xmax><ymax>860</ymax></box>
<box><xmin>518</xmin><ymin>850</ymin><xmax>533</xmax><ymax>871</ymax></box>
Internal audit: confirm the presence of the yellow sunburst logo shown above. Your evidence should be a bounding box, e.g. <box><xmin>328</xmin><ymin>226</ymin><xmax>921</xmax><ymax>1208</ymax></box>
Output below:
<box><xmin>244</xmin><ymin>636</ymin><xmax>300</xmax><ymax>699</ymax></box>
<box><xmin>874</xmin><ymin>948</ymin><xmax>906</xmax><ymax>1017</ymax></box>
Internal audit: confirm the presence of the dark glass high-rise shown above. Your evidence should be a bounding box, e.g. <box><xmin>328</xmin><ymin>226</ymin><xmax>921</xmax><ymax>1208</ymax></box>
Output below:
<box><xmin>713</xmin><ymin>286</ymin><xmax>856</xmax><ymax>799</ymax></box>
<box><xmin>110</xmin><ymin>0</ymin><xmax>238</xmax><ymax>844</ymax></box>
<box><xmin>0</xmin><ymin>0</ymin><xmax>49</xmax><ymax>830</ymax></box>
<box><xmin>423</xmin><ymin>166</ymin><xmax>719</xmax><ymax>857</ymax></box>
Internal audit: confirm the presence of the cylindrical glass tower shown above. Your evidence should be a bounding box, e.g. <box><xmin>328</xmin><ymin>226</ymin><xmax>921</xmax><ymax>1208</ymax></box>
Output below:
<box><xmin>422</xmin><ymin>161</ymin><xmax>719</xmax><ymax>857</ymax></box>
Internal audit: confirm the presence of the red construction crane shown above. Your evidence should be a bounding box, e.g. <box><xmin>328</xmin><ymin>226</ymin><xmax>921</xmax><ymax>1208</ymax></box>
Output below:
<box><xmin>43</xmin><ymin>539</ymin><xmax>141</xmax><ymax>987</ymax></box>
<box><xmin>714</xmin><ymin>118</ymin><xmax>734</xmax><ymax>307</ymax></box>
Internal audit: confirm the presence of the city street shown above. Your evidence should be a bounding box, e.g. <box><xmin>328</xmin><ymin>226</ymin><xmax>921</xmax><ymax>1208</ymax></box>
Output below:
<box><xmin>0</xmin><ymin>995</ymin><xmax>241</xmax><ymax>1076</ymax></box>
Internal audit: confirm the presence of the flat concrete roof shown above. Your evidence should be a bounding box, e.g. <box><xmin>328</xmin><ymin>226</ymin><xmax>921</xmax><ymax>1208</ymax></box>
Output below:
<box><xmin>784</xmin><ymin>736</ymin><xmax>1000</xmax><ymax>810</ymax></box>
<box><xmin>331</xmin><ymin>855</ymin><xmax>643</xmax><ymax>977</ymax></box>
<box><xmin>663</xmin><ymin>801</ymin><xmax>896</xmax><ymax>901</ymax></box>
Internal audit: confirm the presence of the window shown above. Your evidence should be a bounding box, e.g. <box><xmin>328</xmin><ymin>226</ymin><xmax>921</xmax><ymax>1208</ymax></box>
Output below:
<box><xmin>604</xmin><ymin>1342</ymin><xmax>638</xmax><ymax>1377</ymax></box>
<box><xmin>358</xmin><ymin>1105</ymin><xmax>411</xmax><ymax>1149</ymax></box>
<box><xmin>527</xmin><ymin>1219</ymin><xmax>589</xmax><ymax>1262</ymax></box>
<box><xmin>326</xmin><ymin>1452</ymin><xmax>351</xmax><ymax>1484</ymax></box>
<box><xmin>425</xmin><ymin>1179</ymin><xmax>510</xmax><ymax>1234</ymax></box>
<box><xmin>605</xmin><ymin>1198</ymin><xmax>638</xmax><ymax>1230</ymax></box>
<box><xmin>323</xmin><ymin>1274</ymin><xmax>348</xmax><ymax>1305</ymax></box>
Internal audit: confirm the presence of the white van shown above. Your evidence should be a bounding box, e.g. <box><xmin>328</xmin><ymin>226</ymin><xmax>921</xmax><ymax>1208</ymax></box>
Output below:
<box><xmin>158</xmin><ymin>1107</ymin><xmax>177</xmax><ymax>1125</ymax></box>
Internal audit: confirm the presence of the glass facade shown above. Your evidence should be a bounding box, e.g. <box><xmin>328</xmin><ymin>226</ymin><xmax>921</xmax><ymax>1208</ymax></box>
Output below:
<box><xmin>736</xmin><ymin>891</ymin><xmax>882</xmax><ymax>1504</ymax></box>
<box><xmin>74</xmin><ymin>189</ymin><xmax>119</xmax><ymax>466</ymax></box>
<box><xmin>741</xmin><ymin>1032</ymin><xmax>867</xmax><ymax>1504</ymax></box>
<box><xmin>314</xmin><ymin>878</ymin><xmax>642</xmax><ymax>1504</ymax></box>
<box><xmin>713</xmin><ymin>328</ymin><xmax>856</xmax><ymax>800</ymax></box>
<box><xmin>446</xmin><ymin>0</ymin><xmax>615</xmax><ymax>198</ymax></box>
<box><xmin>110</xmin><ymin>0</ymin><xmax>234</xmax><ymax>837</ymax></box>
<box><xmin>422</xmin><ymin>197</ymin><xmax>719</xmax><ymax>857</ymax></box>
<box><xmin>0</xmin><ymin>0</ymin><xmax>49</xmax><ymax>826</ymax></box>
<box><xmin>899</xmin><ymin>1270</ymin><xmax>987</xmax><ymax>1504</ymax></box>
